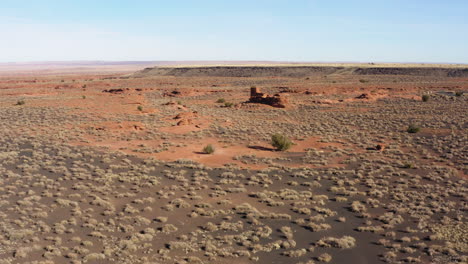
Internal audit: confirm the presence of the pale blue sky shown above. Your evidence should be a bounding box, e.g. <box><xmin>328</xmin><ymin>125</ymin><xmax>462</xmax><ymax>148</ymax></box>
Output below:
<box><xmin>1</xmin><ymin>0</ymin><xmax>467</xmax><ymax>63</ymax></box>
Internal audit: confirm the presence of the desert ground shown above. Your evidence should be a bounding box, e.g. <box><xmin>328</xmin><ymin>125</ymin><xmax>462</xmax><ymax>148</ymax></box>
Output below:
<box><xmin>0</xmin><ymin>62</ymin><xmax>466</xmax><ymax>264</ymax></box>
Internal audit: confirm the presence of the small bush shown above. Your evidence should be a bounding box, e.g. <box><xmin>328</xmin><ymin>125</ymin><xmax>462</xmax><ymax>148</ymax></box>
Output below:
<box><xmin>16</xmin><ymin>100</ymin><xmax>25</xmax><ymax>105</ymax></box>
<box><xmin>224</xmin><ymin>102</ymin><xmax>234</xmax><ymax>107</ymax></box>
<box><xmin>407</xmin><ymin>124</ymin><xmax>420</xmax><ymax>133</ymax></box>
<box><xmin>216</xmin><ymin>98</ymin><xmax>226</xmax><ymax>103</ymax></box>
<box><xmin>271</xmin><ymin>133</ymin><xmax>292</xmax><ymax>151</ymax></box>
<box><xmin>421</xmin><ymin>94</ymin><xmax>430</xmax><ymax>102</ymax></box>
<box><xmin>82</xmin><ymin>95</ymin><xmax>86</xmax><ymax>99</ymax></box>
<box><xmin>403</xmin><ymin>163</ymin><xmax>414</xmax><ymax>169</ymax></box>
<box><xmin>137</xmin><ymin>105</ymin><xmax>143</xmax><ymax>111</ymax></box>
<box><xmin>455</xmin><ymin>91</ymin><xmax>463</xmax><ymax>97</ymax></box>
<box><xmin>359</xmin><ymin>79</ymin><xmax>368</xmax><ymax>83</ymax></box>
<box><xmin>203</xmin><ymin>144</ymin><xmax>215</xmax><ymax>154</ymax></box>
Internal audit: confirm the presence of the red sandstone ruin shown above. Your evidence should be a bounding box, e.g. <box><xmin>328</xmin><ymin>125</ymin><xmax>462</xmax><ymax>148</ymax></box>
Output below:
<box><xmin>249</xmin><ymin>87</ymin><xmax>289</xmax><ymax>108</ymax></box>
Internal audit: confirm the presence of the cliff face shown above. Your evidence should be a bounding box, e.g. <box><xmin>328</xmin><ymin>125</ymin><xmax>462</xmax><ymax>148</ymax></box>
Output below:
<box><xmin>133</xmin><ymin>66</ymin><xmax>468</xmax><ymax>78</ymax></box>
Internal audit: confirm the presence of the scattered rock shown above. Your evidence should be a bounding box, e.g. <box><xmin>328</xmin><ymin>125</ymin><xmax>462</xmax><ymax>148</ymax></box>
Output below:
<box><xmin>355</xmin><ymin>93</ymin><xmax>371</xmax><ymax>99</ymax></box>
<box><xmin>103</xmin><ymin>88</ymin><xmax>126</xmax><ymax>94</ymax></box>
<box><xmin>174</xmin><ymin>111</ymin><xmax>198</xmax><ymax>126</ymax></box>
<box><xmin>375</xmin><ymin>144</ymin><xmax>386</xmax><ymax>151</ymax></box>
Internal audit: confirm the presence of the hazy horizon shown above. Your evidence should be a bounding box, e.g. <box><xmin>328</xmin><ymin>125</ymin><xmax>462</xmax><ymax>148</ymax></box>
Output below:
<box><xmin>1</xmin><ymin>60</ymin><xmax>467</xmax><ymax>66</ymax></box>
<box><xmin>1</xmin><ymin>0</ymin><xmax>467</xmax><ymax>63</ymax></box>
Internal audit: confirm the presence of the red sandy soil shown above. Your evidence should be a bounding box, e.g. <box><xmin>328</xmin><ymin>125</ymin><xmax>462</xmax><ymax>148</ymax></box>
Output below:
<box><xmin>1</xmin><ymin>64</ymin><xmax>466</xmax><ymax>172</ymax></box>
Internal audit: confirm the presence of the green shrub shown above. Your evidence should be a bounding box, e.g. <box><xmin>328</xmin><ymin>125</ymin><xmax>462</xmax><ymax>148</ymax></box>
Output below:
<box><xmin>421</xmin><ymin>94</ymin><xmax>430</xmax><ymax>102</ymax></box>
<box><xmin>137</xmin><ymin>105</ymin><xmax>143</xmax><ymax>111</ymax></box>
<box><xmin>15</xmin><ymin>100</ymin><xmax>25</xmax><ymax>105</ymax></box>
<box><xmin>216</xmin><ymin>98</ymin><xmax>226</xmax><ymax>103</ymax></box>
<box><xmin>455</xmin><ymin>91</ymin><xmax>463</xmax><ymax>97</ymax></box>
<box><xmin>82</xmin><ymin>95</ymin><xmax>86</xmax><ymax>99</ymax></box>
<box><xmin>203</xmin><ymin>144</ymin><xmax>215</xmax><ymax>154</ymax></box>
<box><xmin>271</xmin><ymin>133</ymin><xmax>292</xmax><ymax>151</ymax></box>
<box><xmin>359</xmin><ymin>79</ymin><xmax>368</xmax><ymax>83</ymax></box>
<box><xmin>224</xmin><ymin>102</ymin><xmax>234</xmax><ymax>107</ymax></box>
<box><xmin>407</xmin><ymin>124</ymin><xmax>420</xmax><ymax>133</ymax></box>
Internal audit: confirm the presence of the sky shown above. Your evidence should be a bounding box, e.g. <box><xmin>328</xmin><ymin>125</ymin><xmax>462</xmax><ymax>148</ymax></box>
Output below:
<box><xmin>0</xmin><ymin>0</ymin><xmax>467</xmax><ymax>63</ymax></box>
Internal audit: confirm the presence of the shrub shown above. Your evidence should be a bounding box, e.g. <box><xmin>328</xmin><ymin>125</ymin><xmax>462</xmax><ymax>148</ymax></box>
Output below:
<box><xmin>421</xmin><ymin>94</ymin><xmax>430</xmax><ymax>102</ymax></box>
<box><xmin>16</xmin><ymin>100</ymin><xmax>25</xmax><ymax>105</ymax></box>
<box><xmin>359</xmin><ymin>79</ymin><xmax>368</xmax><ymax>83</ymax></box>
<box><xmin>407</xmin><ymin>124</ymin><xmax>420</xmax><ymax>133</ymax></box>
<box><xmin>82</xmin><ymin>95</ymin><xmax>86</xmax><ymax>99</ymax></box>
<box><xmin>216</xmin><ymin>98</ymin><xmax>226</xmax><ymax>103</ymax></box>
<box><xmin>137</xmin><ymin>105</ymin><xmax>143</xmax><ymax>111</ymax></box>
<box><xmin>455</xmin><ymin>91</ymin><xmax>463</xmax><ymax>97</ymax></box>
<box><xmin>403</xmin><ymin>163</ymin><xmax>414</xmax><ymax>169</ymax></box>
<box><xmin>202</xmin><ymin>144</ymin><xmax>215</xmax><ymax>154</ymax></box>
<box><xmin>224</xmin><ymin>102</ymin><xmax>234</xmax><ymax>107</ymax></box>
<box><xmin>271</xmin><ymin>133</ymin><xmax>292</xmax><ymax>151</ymax></box>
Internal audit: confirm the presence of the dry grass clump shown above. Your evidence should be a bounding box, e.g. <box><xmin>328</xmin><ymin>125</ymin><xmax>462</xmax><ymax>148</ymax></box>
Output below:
<box><xmin>316</xmin><ymin>236</ymin><xmax>356</xmax><ymax>249</ymax></box>
<box><xmin>306</xmin><ymin>222</ymin><xmax>332</xmax><ymax>232</ymax></box>
<box><xmin>317</xmin><ymin>253</ymin><xmax>332</xmax><ymax>262</ymax></box>
<box><xmin>281</xmin><ymin>248</ymin><xmax>307</xmax><ymax>257</ymax></box>
<box><xmin>350</xmin><ymin>201</ymin><xmax>367</xmax><ymax>213</ymax></box>
<box><xmin>279</xmin><ymin>226</ymin><xmax>294</xmax><ymax>239</ymax></box>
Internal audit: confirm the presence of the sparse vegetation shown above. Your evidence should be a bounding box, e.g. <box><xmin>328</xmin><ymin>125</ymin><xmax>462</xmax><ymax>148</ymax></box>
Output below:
<box><xmin>137</xmin><ymin>105</ymin><xmax>143</xmax><ymax>111</ymax></box>
<box><xmin>0</xmin><ymin>64</ymin><xmax>465</xmax><ymax>264</ymax></box>
<box><xmin>216</xmin><ymin>98</ymin><xmax>226</xmax><ymax>103</ymax></box>
<box><xmin>422</xmin><ymin>94</ymin><xmax>430</xmax><ymax>102</ymax></box>
<box><xmin>15</xmin><ymin>100</ymin><xmax>25</xmax><ymax>105</ymax></box>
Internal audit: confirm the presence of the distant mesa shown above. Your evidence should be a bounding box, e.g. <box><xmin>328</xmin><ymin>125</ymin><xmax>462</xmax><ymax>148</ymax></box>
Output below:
<box><xmin>132</xmin><ymin>65</ymin><xmax>468</xmax><ymax>78</ymax></box>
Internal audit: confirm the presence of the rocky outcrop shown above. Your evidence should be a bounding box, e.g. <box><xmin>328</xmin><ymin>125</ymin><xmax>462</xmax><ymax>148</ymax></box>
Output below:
<box><xmin>174</xmin><ymin>111</ymin><xmax>198</xmax><ymax>126</ymax></box>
